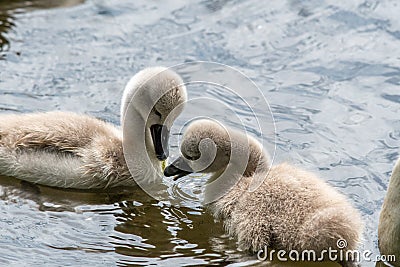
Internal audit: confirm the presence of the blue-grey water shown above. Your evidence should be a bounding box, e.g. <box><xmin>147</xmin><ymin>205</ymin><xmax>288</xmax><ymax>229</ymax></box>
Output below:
<box><xmin>0</xmin><ymin>0</ymin><xmax>399</xmax><ymax>266</ymax></box>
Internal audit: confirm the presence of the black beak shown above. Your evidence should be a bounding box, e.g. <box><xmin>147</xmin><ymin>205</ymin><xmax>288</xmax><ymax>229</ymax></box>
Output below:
<box><xmin>150</xmin><ymin>124</ymin><xmax>169</xmax><ymax>161</ymax></box>
<box><xmin>164</xmin><ymin>157</ymin><xmax>193</xmax><ymax>181</ymax></box>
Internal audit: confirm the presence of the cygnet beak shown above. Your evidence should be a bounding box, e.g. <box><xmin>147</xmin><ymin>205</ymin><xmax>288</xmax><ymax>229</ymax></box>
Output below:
<box><xmin>150</xmin><ymin>124</ymin><xmax>169</xmax><ymax>161</ymax></box>
<box><xmin>164</xmin><ymin>156</ymin><xmax>193</xmax><ymax>180</ymax></box>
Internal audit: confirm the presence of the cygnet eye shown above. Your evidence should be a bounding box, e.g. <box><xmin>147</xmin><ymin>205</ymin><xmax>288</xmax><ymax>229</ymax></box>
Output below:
<box><xmin>154</xmin><ymin>109</ymin><xmax>162</xmax><ymax>118</ymax></box>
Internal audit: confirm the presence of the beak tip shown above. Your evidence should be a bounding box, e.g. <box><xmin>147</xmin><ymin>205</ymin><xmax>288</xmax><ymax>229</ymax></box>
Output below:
<box><xmin>163</xmin><ymin>167</ymin><xmax>173</xmax><ymax>177</ymax></box>
<box><xmin>164</xmin><ymin>161</ymin><xmax>193</xmax><ymax>181</ymax></box>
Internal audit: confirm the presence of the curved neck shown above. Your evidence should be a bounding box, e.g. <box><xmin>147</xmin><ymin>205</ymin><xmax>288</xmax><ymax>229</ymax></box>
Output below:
<box><xmin>243</xmin><ymin>144</ymin><xmax>270</xmax><ymax>177</ymax></box>
<box><xmin>121</xmin><ymin>105</ymin><xmax>161</xmax><ymax>184</ymax></box>
<box><xmin>122</xmin><ymin>108</ymin><xmax>146</xmax><ymax>152</ymax></box>
<box><xmin>204</xmin><ymin>138</ymin><xmax>270</xmax><ymax>205</ymax></box>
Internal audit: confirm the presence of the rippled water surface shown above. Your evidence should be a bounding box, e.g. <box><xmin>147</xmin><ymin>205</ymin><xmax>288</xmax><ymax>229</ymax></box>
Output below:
<box><xmin>1</xmin><ymin>0</ymin><xmax>400</xmax><ymax>266</ymax></box>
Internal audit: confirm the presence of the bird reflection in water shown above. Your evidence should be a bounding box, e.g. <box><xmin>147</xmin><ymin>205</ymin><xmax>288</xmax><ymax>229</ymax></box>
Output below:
<box><xmin>0</xmin><ymin>0</ymin><xmax>84</xmax><ymax>59</ymax></box>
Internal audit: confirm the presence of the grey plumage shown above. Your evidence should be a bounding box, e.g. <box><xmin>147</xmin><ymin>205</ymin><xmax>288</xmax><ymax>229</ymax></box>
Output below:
<box><xmin>0</xmin><ymin>67</ymin><xmax>187</xmax><ymax>189</ymax></box>
<box><xmin>166</xmin><ymin>119</ymin><xmax>363</xmax><ymax>266</ymax></box>
<box><xmin>378</xmin><ymin>158</ymin><xmax>400</xmax><ymax>267</ymax></box>
<box><xmin>0</xmin><ymin>111</ymin><xmax>129</xmax><ymax>188</ymax></box>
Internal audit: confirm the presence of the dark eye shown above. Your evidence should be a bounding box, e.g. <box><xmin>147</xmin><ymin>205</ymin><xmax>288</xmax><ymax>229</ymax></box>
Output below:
<box><xmin>155</xmin><ymin>109</ymin><xmax>162</xmax><ymax>118</ymax></box>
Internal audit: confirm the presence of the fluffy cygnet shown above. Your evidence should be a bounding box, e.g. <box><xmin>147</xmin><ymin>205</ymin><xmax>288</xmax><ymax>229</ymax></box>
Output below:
<box><xmin>0</xmin><ymin>67</ymin><xmax>187</xmax><ymax>189</ymax></box>
<box><xmin>164</xmin><ymin>119</ymin><xmax>363</xmax><ymax>267</ymax></box>
<box><xmin>378</xmin><ymin>158</ymin><xmax>400</xmax><ymax>267</ymax></box>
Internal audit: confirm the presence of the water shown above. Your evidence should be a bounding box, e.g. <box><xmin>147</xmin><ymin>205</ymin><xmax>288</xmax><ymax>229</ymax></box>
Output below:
<box><xmin>1</xmin><ymin>0</ymin><xmax>399</xmax><ymax>266</ymax></box>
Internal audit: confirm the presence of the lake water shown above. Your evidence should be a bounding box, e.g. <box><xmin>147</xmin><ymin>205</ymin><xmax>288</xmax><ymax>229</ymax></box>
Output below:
<box><xmin>1</xmin><ymin>0</ymin><xmax>399</xmax><ymax>266</ymax></box>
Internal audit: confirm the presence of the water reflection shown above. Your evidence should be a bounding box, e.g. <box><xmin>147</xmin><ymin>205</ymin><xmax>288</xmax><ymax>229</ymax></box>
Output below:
<box><xmin>0</xmin><ymin>174</ymin><xmax>342</xmax><ymax>266</ymax></box>
<box><xmin>0</xmin><ymin>0</ymin><xmax>84</xmax><ymax>59</ymax></box>
<box><xmin>1</xmin><ymin>0</ymin><xmax>399</xmax><ymax>266</ymax></box>
<box><xmin>0</xmin><ymin>175</ymin><xmax>228</xmax><ymax>265</ymax></box>
<box><xmin>0</xmin><ymin>7</ymin><xmax>13</xmax><ymax>58</ymax></box>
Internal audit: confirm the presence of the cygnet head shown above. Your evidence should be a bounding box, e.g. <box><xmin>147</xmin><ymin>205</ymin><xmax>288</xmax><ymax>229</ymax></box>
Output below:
<box><xmin>121</xmin><ymin>67</ymin><xmax>187</xmax><ymax>161</ymax></box>
<box><xmin>164</xmin><ymin>119</ymin><xmax>270</xmax><ymax>180</ymax></box>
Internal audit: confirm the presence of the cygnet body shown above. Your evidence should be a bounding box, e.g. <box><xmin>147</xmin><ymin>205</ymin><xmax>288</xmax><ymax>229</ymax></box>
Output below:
<box><xmin>378</xmin><ymin>158</ymin><xmax>400</xmax><ymax>266</ymax></box>
<box><xmin>164</xmin><ymin>119</ymin><xmax>363</xmax><ymax>267</ymax></box>
<box><xmin>0</xmin><ymin>67</ymin><xmax>187</xmax><ymax>189</ymax></box>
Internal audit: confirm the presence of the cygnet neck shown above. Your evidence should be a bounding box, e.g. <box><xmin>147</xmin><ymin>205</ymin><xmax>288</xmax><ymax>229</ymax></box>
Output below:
<box><xmin>121</xmin><ymin>98</ymin><xmax>160</xmax><ymax>184</ymax></box>
<box><xmin>204</xmin><ymin>134</ymin><xmax>270</xmax><ymax>205</ymax></box>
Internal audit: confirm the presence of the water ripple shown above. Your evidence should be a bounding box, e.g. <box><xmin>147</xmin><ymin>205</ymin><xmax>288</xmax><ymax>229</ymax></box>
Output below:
<box><xmin>1</xmin><ymin>0</ymin><xmax>400</xmax><ymax>266</ymax></box>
